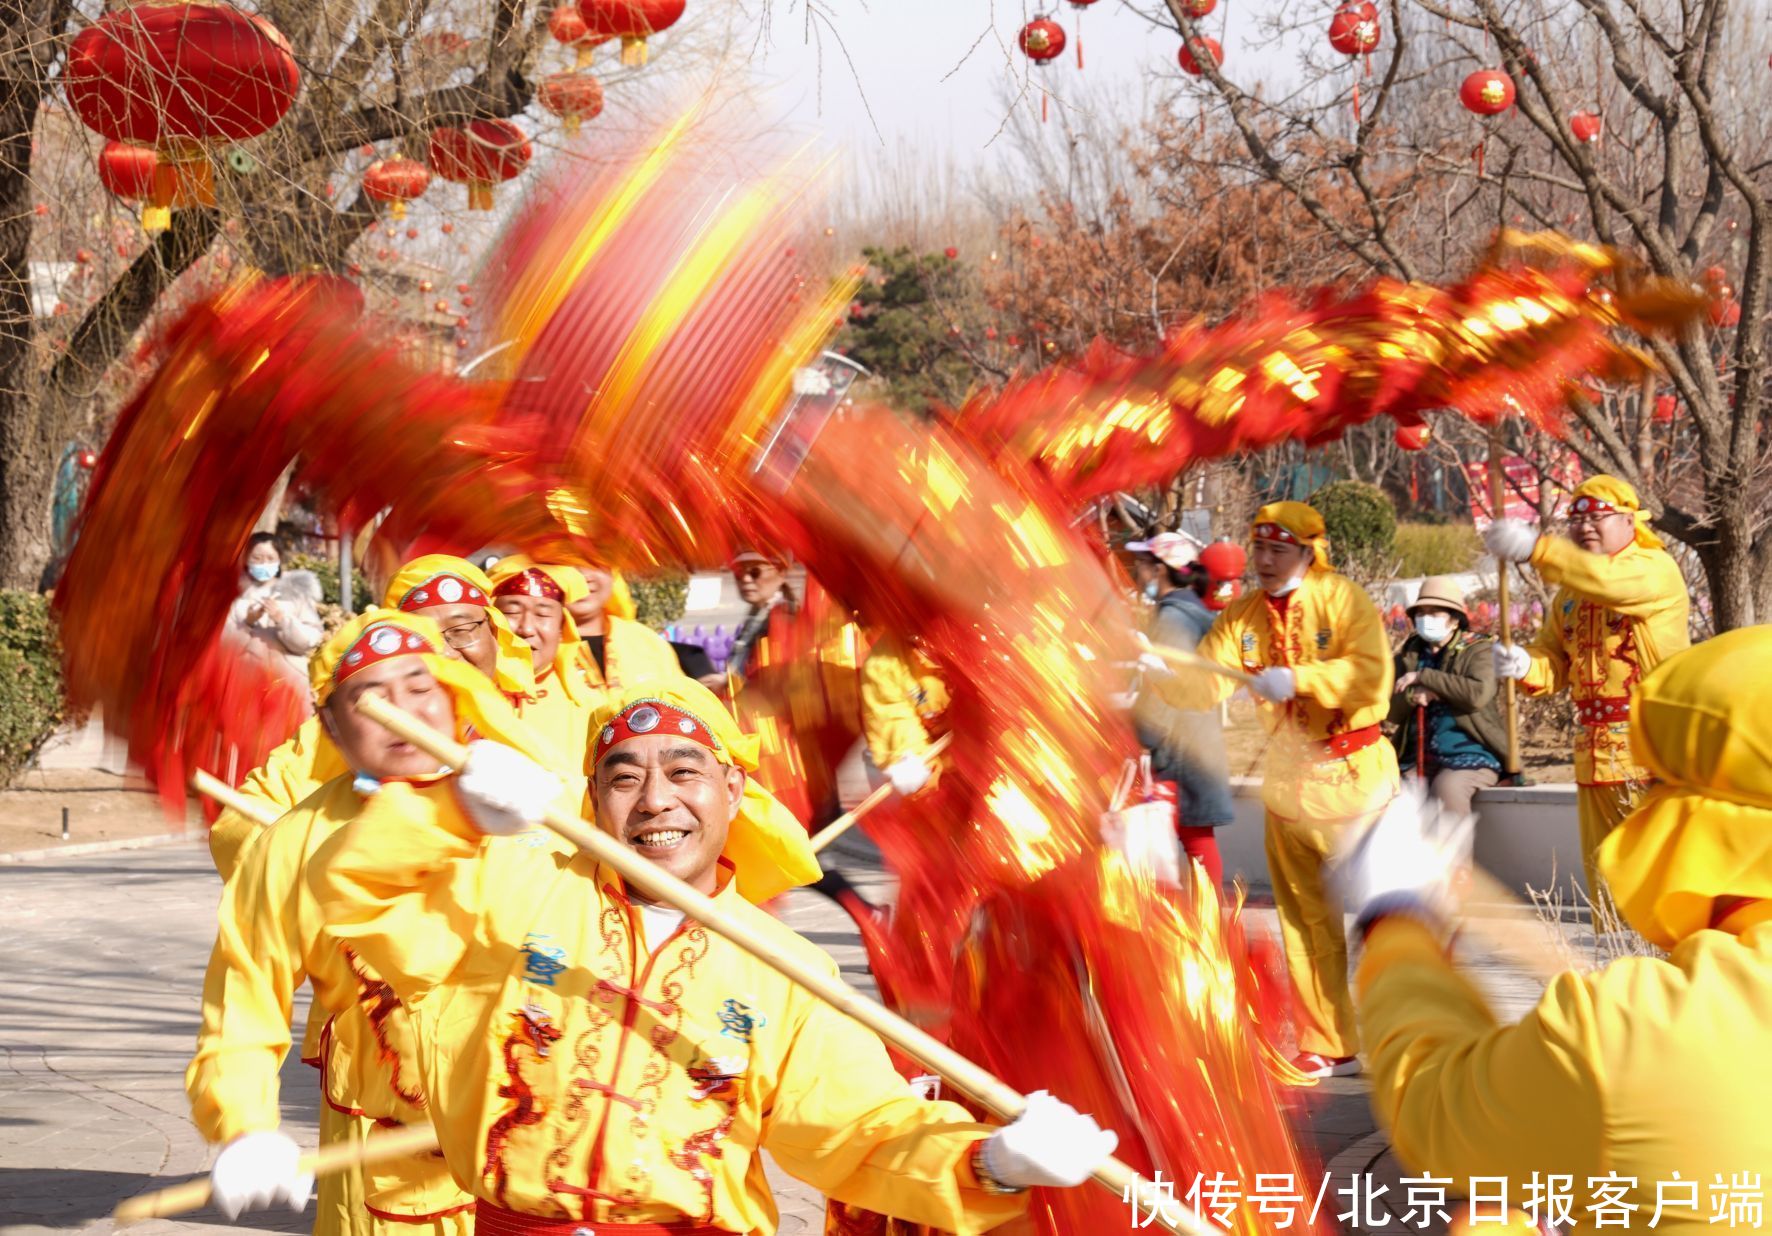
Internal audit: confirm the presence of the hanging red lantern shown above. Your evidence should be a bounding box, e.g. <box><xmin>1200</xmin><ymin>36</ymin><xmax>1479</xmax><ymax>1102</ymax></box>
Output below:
<box><xmin>548</xmin><ymin>5</ymin><xmax>608</xmax><ymax>68</ymax></box>
<box><xmin>1394</xmin><ymin>422</ymin><xmax>1431</xmax><ymax>451</ymax></box>
<box><xmin>1177</xmin><ymin>0</ymin><xmax>1217</xmax><ymax>13</ymax></box>
<box><xmin>78</xmin><ymin>450</ymin><xmax>99</xmax><ymax>469</ymax></box>
<box><xmin>417</xmin><ymin>30</ymin><xmax>473</xmax><ymax>60</ymax></box>
<box><xmin>1459</xmin><ymin>69</ymin><xmax>1515</xmax><ymax>115</ymax></box>
<box><xmin>63</xmin><ymin>4</ymin><xmax>300</xmax><ymax>233</ymax></box>
<box><xmin>1328</xmin><ymin>3</ymin><xmax>1381</xmax><ymax>62</ymax></box>
<box><xmin>1654</xmin><ymin>393</ymin><xmax>1679</xmax><ymax>423</ymax></box>
<box><xmin>1709</xmin><ymin>299</ymin><xmax>1741</xmax><ymax>328</ymax></box>
<box><xmin>1198</xmin><ymin>541</ymin><xmax>1246</xmax><ymax>611</ymax></box>
<box><xmin>1178</xmin><ymin>36</ymin><xmax>1223</xmax><ymax>75</ymax></box>
<box><xmin>1067</xmin><ymin>0</ymin><xmax>1100</xmax><ymax>7</ymax></box>
<box><xmin>537</xmin><ymin>71</ymin><xmax>605</xmax><ymax>135</ymax></box>
<box><xmin>578</xmin><ymin>0</ymin><xmax>686</xmax><ymax>67</ymax></box>
<box><xmin>943</xmin><ymin>246</ymin><xmax>959</xmax><ymax>259</ymax></box>
<box><xmin>95</xmin><ymin>140</ymin><xmax>158</xmax><ymax>203</ymax></box>
<box><xmin>361</xmin><ymin>157</ymin><xmax>431</xmax><ymax>220</ymax></box>
<box><xmin>428</xmin><ymin>119</ymin><xmax>532</xmax><ymax>210</ymax></box>
<box><xmin>1569</xmin><ymin>111</ymin><xmax>1601</xmax><ymax>143</ymax></box>
<box><xmin>441</xmin><ymin>221</ymin><xmax>456</xmax><ymax>234</ymax></box>
<box><xmin>1019</xmin><ymin>17</ymin><xmax>1067</xmax><ymax>65</ymax></box>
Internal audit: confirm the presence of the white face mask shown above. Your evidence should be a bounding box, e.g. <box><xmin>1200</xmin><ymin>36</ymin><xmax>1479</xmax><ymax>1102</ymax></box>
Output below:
<box><xmin>1266</xmin><ymin>572</ymin><xmax>1304</xmax><ymax>597</ymax></box>
<box><xmin>1415</xmin><ymin>614</ymin><xmax>1453</xmax><ymax>644</ymax></box>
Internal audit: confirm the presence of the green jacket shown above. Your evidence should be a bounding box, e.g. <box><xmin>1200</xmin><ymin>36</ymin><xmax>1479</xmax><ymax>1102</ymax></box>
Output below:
<box><xmin>1388</xmin><ymin>630</ymin><xmax>1508</xmax><ymax>766</ymax></box>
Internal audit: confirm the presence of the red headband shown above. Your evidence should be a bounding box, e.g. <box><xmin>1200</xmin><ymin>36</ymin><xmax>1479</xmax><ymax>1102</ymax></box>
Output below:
<box><xmin>334</xmin><ymin>622</ymin><xmax>439</xmax><ymax>687</ymax></box>
<box><xmin>397</xmin><ymin>572</ymin><xmax>488</xmax><ymax>612</ymax></box>
<box><xmin>1569</xmin><ymin>496</ymin><xmax>1619</xmax><ymax>517</ymax></box>
<box><xmin>494</xmin><ymin>568</ymin><xmax>565</xmax><ymax>602</ymax></box>
<box><xmin>594</xmin><ymin>698</ymin><xmax>724</xmax><ymax>765</ymax></box>
<box><xmin>1252</xmin><ymin>522</ymin><xmax>1302</xmax><ymax>545</ymax></box>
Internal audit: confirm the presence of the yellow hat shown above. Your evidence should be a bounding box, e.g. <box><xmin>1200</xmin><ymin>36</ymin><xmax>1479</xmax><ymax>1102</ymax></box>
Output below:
<box><xmin>1251</xmin><ymin>501</ymin><xmax>1332</xmax><ymax>571</ymax></box>
<box><xmin>1598</xmin><ymin>627</ymin><xmax>1772</xmax><ymax>947</ymax></box>
<box><xmin>488</xmin><ymin>554</ymin><xmax>589</xmax><ymax>644</ymax></box>
<box><xmin>1570</xmin><ymin>475</ymin><xmax>1663</xmax><ymax>550</ymax></box>
<box><xmin>382</xmin><ymin>554</ymin><xmax>537</xmax><ymax>700</ymax></box>
<box><xmin>587</xmin><ymin>677</ymin><xmax>822</xmax><ymax>904</ymax></box>
<box><xmin>308</xmin><ymin>608</ymin><xmax>553</xmax><ymax>764</ymax></box>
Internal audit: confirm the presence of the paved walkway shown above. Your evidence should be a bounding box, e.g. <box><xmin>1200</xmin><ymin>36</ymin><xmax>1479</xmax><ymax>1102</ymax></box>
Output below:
<box><xmin>0</xmin><ymin>832</ymin><xmax>1574</xmax><ymax>1236</ymax></box>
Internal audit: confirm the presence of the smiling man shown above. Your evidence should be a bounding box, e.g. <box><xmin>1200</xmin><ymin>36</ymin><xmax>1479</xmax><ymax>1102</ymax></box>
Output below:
<box><xmin>305</xmin><ymin>678</ymin><xmax>1117</xmax><ymax>1234</ymax></box>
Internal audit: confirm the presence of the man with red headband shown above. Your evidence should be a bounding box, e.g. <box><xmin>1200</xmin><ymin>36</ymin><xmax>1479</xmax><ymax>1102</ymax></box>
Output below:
<box><xmin>188</xmin><ymin>610</ymin><xmax>571</xmax><ymax>1236</ymax></box>
<box><xmin>305</xmin><ymin>678</ymin><xmax>1118</xmax><ymax>1234</ymax></box>
<box><xmin>1485</xmin><ymin>475</ymin><xmax>1689</xmax><ymax>905</ymax></box>
<box><xmin>489</xmin><ymin>557</ymin><xmax>600</xmax><ymax>764</ymax></box>
<box><xmin>1168</xmin><ymin>502</ymin><xmax>1397</xmax><ymax>1079</ymax></box>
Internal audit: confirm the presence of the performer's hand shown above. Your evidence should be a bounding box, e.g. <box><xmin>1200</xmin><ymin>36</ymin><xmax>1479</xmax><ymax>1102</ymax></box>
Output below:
<box><xmin>1247</xmin><ymin>667</ymin><xmax>1295</xmax><ymax>703</ymax></box>
<box><xmin>1330</xmin><ymin>782</ymin><xmax>1475</xmax><ymax>935</ymax></box>
<box><xmin>209</xmin><ymin>1130</ymin><xmax>314</xmax><ymax>1219</ymax></box>
<box><xmin>1492</xmin><ymin>642</ymin><xmax>1531</xmax><ymax>681</ymax></box>
<box><xmin>455</xmin><ymin>741</ymin><xmax>561</xmax><ymax>835</ymax></box>
<box><xmin>885</xmin><ymin>752</ymin><xmax>932</xmax><ymax>796</ymax></box>
<box><xmin>1135</xmin><ymin>651</ymin><xmax>1170</xmax><ymax>676</ymax></box>
<box><xmin>1484</xmin><ymin>517</ymin><xmax>1539</xmax><ymax>563</ymax></box>
<box><xmin>981</xmin><ymin>1091</ymin><xmax>1119</xmax><ymax>1189</ymax></box>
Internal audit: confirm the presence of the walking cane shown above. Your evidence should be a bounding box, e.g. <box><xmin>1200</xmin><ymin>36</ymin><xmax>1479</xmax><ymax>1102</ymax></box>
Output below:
<box><xmin>1489</xmin><ymin>423</ymin><xmax>1522</xmax><ymax>779</ymax></box>
<box><xmin>1415</xmin><ymin>700</ymin><xmax>1428</xmax><ymax>784</ymax></box>
<box><xmin>353</xmin><ymin>695</ymin><xmax>1219</xmax><ymax>1236</ymax></box>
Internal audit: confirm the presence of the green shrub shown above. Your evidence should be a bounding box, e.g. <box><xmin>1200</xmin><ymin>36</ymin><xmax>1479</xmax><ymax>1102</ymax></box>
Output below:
<box><xmin>286</xmin><ymin>551</ymin><xmax>372</xmax><ymax>612</ymax></box>
<box><xmin>0</xmin><ymin>591</ymin><xmax>66</xmax><ymax>786</ymax></box>
<box><xmin>1311</xmin><ymin>480</ymin><xmax>1396</xmax><ymax>569</ymax></box>
<box><xmin>1393</xmin><ymin>522</ymin><xmax>1482</xmax><ymax>578</ymax></box>
<box><xmin>627</xmin><ymin>572</ymin><xmax>689</xmax><ymax>630</ymax></box>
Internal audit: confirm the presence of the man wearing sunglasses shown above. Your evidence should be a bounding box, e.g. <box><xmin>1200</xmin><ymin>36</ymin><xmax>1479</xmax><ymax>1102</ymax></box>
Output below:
<box><xmin>1485</xmin><ymin>475</ymin><xmax>1690</xmax><ymax>906</ymax></box>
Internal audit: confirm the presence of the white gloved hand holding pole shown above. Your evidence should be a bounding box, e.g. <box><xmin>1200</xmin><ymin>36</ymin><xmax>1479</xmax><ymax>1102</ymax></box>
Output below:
<box><xmin>1483</xmin><ymin>518</ymin><xmax>1539</xmax><ymax>563</ymax></box>
<box><xmin>1330</xmin><ymin>782</ymin><xmax>1475</xmax><ymax>935</ymax></box>
<box><xmin>1491</xmin><ymin>642</ymin><xmax>1531</xmax><ymax>682</ymax></box>
<box><xmin>885</xmin><ymin>751</ymin><xmax>933</xmax><ymax>797</ymax></box>
<box><xmin>980</xmin><ymin>1090</ymin><xmax>1119</xmax><ymax>1190</ymax></box>
<box><xmin>1247</xmin><ymin>667</ymin><xmax>1296</xmax><ymax>704</ymax></box>
<box><xmin>455</xmin><ymin>741</ymin><xmax>561</xmax><ymax>835</ymax></box>
<box><xmin>209</xmin><ymin>1130</ymin><xmax>314</xmax><ymax>1220</ymax></box>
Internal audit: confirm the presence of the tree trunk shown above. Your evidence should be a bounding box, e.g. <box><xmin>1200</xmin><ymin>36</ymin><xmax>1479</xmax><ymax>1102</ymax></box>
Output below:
<box><xmin>1699</xmin><ymin>511</ymin><xmax>1756</xmax><ymax>631</ymax></box>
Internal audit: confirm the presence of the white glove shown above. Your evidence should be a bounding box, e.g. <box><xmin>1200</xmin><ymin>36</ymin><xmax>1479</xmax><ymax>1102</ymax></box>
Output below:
<box><xmin>1135</xmin><ymin>651</ymin><xmax>1170</xmax><ymax>676</ymax></box>
<box><xmin>1247</xmin><ymin>667</ymin><xmax>1296</xmax><ymax>703</ymax></box>
<box><xmin>980</xmin><ymin>1090</ymin><xmax>1119</xmax><ymax>1189</ymax></box>
<box><xmin>209</xmin><ymin>1130</ymin><xmax>313</xmax><ymax>1220</ymax></box>
<box><xmin>885</xmin><ymin>752</ymin><xmax>933</xmax><ymax>796</ymax></box>
<box><xmin>1100</xmin><ymin>802</ymin><xmax>1186</xmax><ymax>890</ymax></box>
<box><xmin>455</xmin><ymin>741</ymin><xmax>561</xmax><ymax>835</ymax></box>
<box><xmin>1330</xmin><ymin>781</ymin><xmax>1475</xmax><ymax>933</ymax></box>
<box><xmin>1484</xmin><ymin>517</ymin><xmax>1539</xmax><ymax>563</ymax></box>
<box><xmin>1492</xmin><ymin>642</ymin><xmax>1531</xmax><ymax>681</ymax></box>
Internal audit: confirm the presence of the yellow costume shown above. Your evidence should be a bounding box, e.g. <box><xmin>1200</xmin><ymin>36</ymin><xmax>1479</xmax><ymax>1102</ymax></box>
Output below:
<box><xmin>308</xmin><ymin>680</ymin><xmax>1019</xmax><ymax>1235</ymax></box>
<box><xmin>189</xmin><ymin>610</ymin><xmax>565</xmax><ymax>1236</ymax></box>
<box><xmin>489</xmin><ymin>558</ymin><xmax>601</xmax><ymax>769</ymax></box>
<box><xmin>1356</xmin><ymin>627</ymin><xmax>1772</xmax><ymax>1230</ymax></box>
<box><xmin>1183</xmin><ymin>503</ymin><xmax>1397</xmax><ymax>1058</ymax></box>
<box><xmin>860</xmin><ymin>635</ymin><xmax>949</xmax><ymax>771</ymax></box>
<box><xmin>1518</xmin><ymin>477</ymin><xmax>1689</xmax><ymax>895</ymax></box>
<box><xmin>569</xmin><ymin>569</ymin><xmax>687</xmax><ymax>729</ymax></box>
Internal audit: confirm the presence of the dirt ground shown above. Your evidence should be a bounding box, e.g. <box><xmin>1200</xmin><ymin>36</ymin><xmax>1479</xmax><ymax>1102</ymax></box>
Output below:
<box><xmin>0</xmin><ymin>767</ymin><xmax>200</xmax><ymax>854</ymax></box>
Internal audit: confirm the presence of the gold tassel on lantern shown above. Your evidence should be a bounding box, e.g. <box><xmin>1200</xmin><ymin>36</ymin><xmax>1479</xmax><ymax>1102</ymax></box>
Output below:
<box><xmin>468</xmin><ymin>181</ymin><xmax>494</xmax><ymax>210</ymax></box>
<box><xmin>620</xmin><ymin>35</ymin><xmax>647</xmax><ymax>66</ymax></box>
<box><xmin>389</xmin><ymin>199</ymin><xmax>408</xmax><ymax>221</ymax></box>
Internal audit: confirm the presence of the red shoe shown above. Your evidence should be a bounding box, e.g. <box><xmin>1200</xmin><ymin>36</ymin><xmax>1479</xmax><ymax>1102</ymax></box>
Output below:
<box><xmin>1291</xmin><ymin>1051</ymin><xmax>1361</xmax><ymax>1079</ymax></box>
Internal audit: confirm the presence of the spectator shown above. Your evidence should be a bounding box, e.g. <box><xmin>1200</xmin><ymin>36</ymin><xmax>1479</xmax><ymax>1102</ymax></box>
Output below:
<box><xmin>227</xmin><ymin>532</ymin><xmax>323</xmax><ymax>693</ymax></box>
<box><xmin>1388</xmin><ymin>576</ymin><xmax>1507</xmax><ymax>816</ymax></box>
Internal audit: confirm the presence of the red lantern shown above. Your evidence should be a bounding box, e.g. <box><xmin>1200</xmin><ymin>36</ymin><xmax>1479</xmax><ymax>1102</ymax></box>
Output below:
<box><xmin>417</xmin><ymin>30</ymin><xmax>473</xmax><ymax>60</ymax></box>
<box><xmin>1569</xmin><ymin>111</ymin><xmax>1601</xmax><ymax>143</ymax></box>
<box><xmin>428</xmin><ymin>119</ymin><xmax>532</xmax><ymax>210</ymax></box>
<box><xmin>1328</xmin><ymin>3</ymin><xmax>1381</xmax><ymax>61</ymax></box>
<box><xmin>1067</xmin><ymin>0</ymin><xmax>1100</xmax><ymax>7</ymax></box>
<box><xmin>63</xmin><ymin>5</ymin><xmax>299</xmax><ymax>232</ymax></box>
<box><xmin>361</xmin><ymin>157</ymin><xmax>431</xmax><ymax>220</ymax></box>
<box><xmin>1394</xmin><ymin>422</ymin><xmax>1431</xmax><ymax>451</ymax></box>
<box><xmin>943</xmin><ymin>246</ymin><xmax>959</xmax><ymax>259</ymax></box>
<box><xmin>538</xmin><ymin>71</ymin><xmax>605</xmax><ymax>135</ymax></box>
<box><xmin>441</xmin><ymin>221</ymin><xmax>456</xmax><ymax>234</ymax></box>
<box><xmin>1019</xmin><ymin>17</ymin><xmax>1067</xmax><ymax>65</ymax></box>
<box><xmin>1709</xmin><ymin>299</ymin><xmax>1741</xmax><ymax>328</ymax></box>
<box><xmin>1198</xmin><ymin>541</ymin><xmax>1246</xmax><ymax>611</ymax></box>
<box><xmin>1178</xmin><ymin>36</ymin><xmax>1223</xmax><ymax>75</ymax></box>
<box><xmin>1459</xmin><ymin>69</ymin><xmax>1515</xmax><ymax>116</ymax></box>
<box><xmin>96</xmin><ymin>140</ymin><xmax>158</xmax><ymax>202</ymax></box>
<box><xmin>1654</xmin><ymin>393</ymin><xmax>1678</xmax><ymax>423</ymax></box>
<box><xmin>548</xmin><ymin>5</ymin><xmax>608</xmax><ymax>68</ymax></box>
<box><xmin>579</xmin><ymin>0</ymin><xmax>686</xmax><ymax>67</ymax></box>
<box><xmin>77</xmin><ymin>450</ymin><xmax>99</xmax><ymax>469</ymax></box>
<box><xmin>1177</xmin><ymin>0</ymin><xmax>1217</xmax><ymax>13</ymax></box>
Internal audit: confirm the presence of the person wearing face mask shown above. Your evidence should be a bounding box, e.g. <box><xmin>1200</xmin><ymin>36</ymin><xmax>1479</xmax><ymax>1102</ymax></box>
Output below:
<box><xmin>1484</xmin><ymin>475</ymin><xmax>1689</xmax><ymax>904</ymax></box>
<box><xmin>1387</xmin><ymin>577</ymin><xmax>1507</xmax><ymax>818</ymax></box>
<box><xmin>229</xmin><ymin>532</ymin><xmax>324</xmax><ymax>692</ymax></box>
<box><xmin>1165</xmin><ymin>502</ymin><xmax>1398</xmax><ymax>1079</ymax></box>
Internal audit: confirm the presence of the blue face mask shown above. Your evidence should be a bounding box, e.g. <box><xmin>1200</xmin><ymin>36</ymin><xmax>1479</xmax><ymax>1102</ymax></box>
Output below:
<box><xmin>247</xmin><ymin>561</ymin><xmax>278</xmax><ymax>582</ymax></box>
<box><xmin>1143</xmin><ymin>581</ymin><xmax>1159</xmax><ymax>601</ymax></box>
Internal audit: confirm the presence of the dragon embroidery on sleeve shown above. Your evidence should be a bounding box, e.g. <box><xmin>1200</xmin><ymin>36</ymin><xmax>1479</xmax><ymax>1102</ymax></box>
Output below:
<box><xmin>485</xmin><ymin>1004</ymin><xmax>564</xmax><ymax>1207</ymax></box>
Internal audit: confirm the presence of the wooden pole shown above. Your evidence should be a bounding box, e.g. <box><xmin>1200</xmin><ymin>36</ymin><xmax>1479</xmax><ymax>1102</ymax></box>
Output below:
<box><xmin>113</xmin><ymin>1124</ymin><xmax>438</xmax><ymax>1224</ymax></box>
<box><xmin>1147</xmin><ymin>642</ymin><xmax>1258</xmax><ymax>688</ymax></box>
<box><xmin>812</xmin><ymin>734</ymin><xmax>952</xmax><ymax>854</ymax></box>
<box><xmin>354</xmin><ymin>695</ymin><xmax>1216</xmax><ymax>1236</ymax></box>
<box><xmin>1488</xmin><ymin>423</ymin><xmax>1522</xmax><ymax>777</ymax></box>
<box><xmin>190</xmin><ymin>769</ymin><xmax>279</xmax><ymax>826</ymax></box>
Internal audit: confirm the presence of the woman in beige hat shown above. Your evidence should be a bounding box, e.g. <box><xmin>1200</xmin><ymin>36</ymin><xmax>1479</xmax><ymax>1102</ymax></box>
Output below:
<box><xmin>1388</xmin><ymin>575</ymin><xmax>1509</xmax><ymax>816</ymax></box>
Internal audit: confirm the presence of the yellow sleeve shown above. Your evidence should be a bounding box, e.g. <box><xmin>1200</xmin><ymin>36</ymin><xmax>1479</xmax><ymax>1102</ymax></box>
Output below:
<box><xmin>1530</xmin><ymin>537</ymin><xmax>1683</xmax><ymax>619</ymax></box>
<box><xmin>186</xmin><ymin>814</ymin><xmax>313</xmax><ymax>1143</ymax></box>
<box><xmin>619</xmin><ymin>618</ymin><xmax>690</xmax><ymax>682</ymax></box>
<box><xmin>861</xmin><ymin>645</ymin><xmax>930</xmax><ymax>768</ymax></box>
<box><xmin>762</xmin><ymin>955</ymin><xmax>1025</xmax><ymax>1235</ymax></box>
<box><xmin>1354</xmin><ymin>918</ymin><xmax>1607</xmax><ymax>1184</ymax></box>
<box><xmin>1290</xmin><ymin>582</ymin><xmax>1394</xmax><ymax>711</ymax></box>
<box><xmin>208</xmin><ymin>718</ymin><xmax>347</xmax><ymax>880</ymax></box>
<box><xmin>1521</xmin><ymin>594</ymin><xmax>1570</xmax><ymax>696</ymax></box>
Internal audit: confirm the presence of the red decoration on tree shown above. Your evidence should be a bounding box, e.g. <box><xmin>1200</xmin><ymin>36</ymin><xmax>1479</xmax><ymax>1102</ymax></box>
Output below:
<box><xmin>428</xmin><ymin>120</ymin><xmax>533</xmax><ymax>210</ymax></box>
<box><xmin>361</xmin><ymin>157</ymin><xmax>431</xmax><ymax>220</ymax></box>
<box><xmin>1179</xmin><ymin>0</ymin><xmax>1217</xmax><ymax>12</ymax></box>
<box><xmin>538</xmin><ymin>71</ymin><xmax>606</xmax><ymax>135</ymax></box>
<box><xmin>1653</xmin><ymin>393</ymin><xmax>1679</xmax><ymax>423</ymax></box>
<box><xmin>578</xmin><ymin>0</ymin><xmax>686</xmax><ymax>66</ymax></box>
<box><xmin>1709</xmin><ymin>300</ymin><xmax>1741</xmax><ymax>328</ymax></box>
<box><xmin>548</xmin><ymin>5</ymin><xmax>608</xmax><ymax>68</ymax></box>
<box><xmin>1459</xmin><ymin>69</ymin><xmax>1515</xmax><ymax>115</ymax></box>
<box><xmin>441</xmin><ymin>221</ymin><xmax>456</xmax><ymax>234</ymax></box>
<box><xmin>96</xmin><ymin>141</ymin><xmax>158</xmax><ymax>202</ymax></box>
<box><xmin>1569</xmin><ymin>111</ymin><xmax>1601</xmax><ymax>144</ymax></box>
<box><xmin>1394</xmin><ymin>422</ymin><xmax>1431</xmax><ymax>451</ymax></box>
<box><xmin>63</xmin><ymin>4</ymin><xmax>300</xmax><ymax>233</ymax></box>
<box><xmin>1019</xmin><ymin>17</ymin><xmax>1067</xmax><ymax>65</ymax></box>
<box><xmin>1328</xmin><ymin>3</ymin><xmax>1381</xmax><ymax>62</ymax></box>
<box><xmin>944</xmin><ymin>246</ymin><xmax>959</xmax><ymax>259</ymax></box>
<box><xmin>1178</xmin><ymin>36</ymin><xmax>1223</xmax><ymax>76</ymax></box>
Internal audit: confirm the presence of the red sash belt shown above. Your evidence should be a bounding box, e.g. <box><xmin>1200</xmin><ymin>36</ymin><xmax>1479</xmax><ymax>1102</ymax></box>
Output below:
<box><xmin>1312</xmin><ymin>723</ymin><xmax>1383</xmax><ymax>763</ymax></box>
<box><xmin>474</xmin><ymin>1204</ymin><xmax>729</xmax><ymax>1236</ymax></box>
<box><xmin>1575</xmin><ymin>696</ymin><xmax>1631</xmax><ymax>727</ymax></box>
